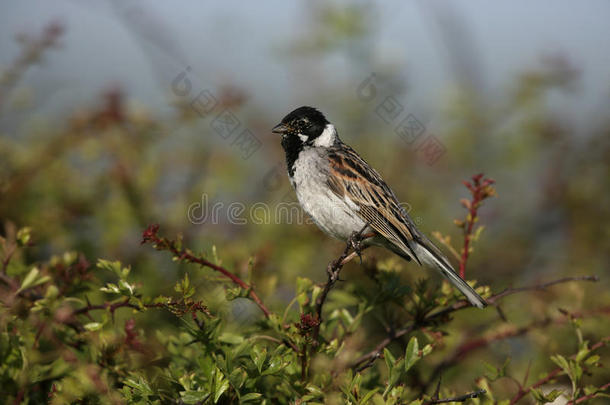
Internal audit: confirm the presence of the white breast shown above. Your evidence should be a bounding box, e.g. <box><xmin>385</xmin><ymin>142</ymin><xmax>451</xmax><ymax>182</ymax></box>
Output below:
<box><xmin>291</xmin><ymin>148</ymin><xmax>366</xmax><ymax>241</ymax></box>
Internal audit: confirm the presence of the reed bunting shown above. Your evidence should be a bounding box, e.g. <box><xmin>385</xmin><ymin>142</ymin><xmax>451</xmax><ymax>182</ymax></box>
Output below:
<box><xmin>272</xmin><ymin>106</ymin><xmax>486</xmax><ymax>308</ymax></box>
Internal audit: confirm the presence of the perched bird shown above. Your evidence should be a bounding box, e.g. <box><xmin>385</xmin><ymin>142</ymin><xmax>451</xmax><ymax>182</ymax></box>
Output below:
<box><xmin>272</xmin><ymin>106</ymin><xmax>487</xmax><ymax>308</ymax></box>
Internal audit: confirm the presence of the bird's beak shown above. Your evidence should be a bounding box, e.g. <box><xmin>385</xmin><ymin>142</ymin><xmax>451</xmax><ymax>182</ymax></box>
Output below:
<box><xmin>272</xmin><ymin>123</ymin><xmax>289</xmax><ymax>134</ymax></box>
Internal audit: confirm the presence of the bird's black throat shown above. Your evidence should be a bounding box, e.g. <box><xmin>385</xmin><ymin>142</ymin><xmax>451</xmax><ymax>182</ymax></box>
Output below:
<box><xmin>281</xmin><ymin>134</ymin><xmax>304</xmax><ymax>177</ymax></box>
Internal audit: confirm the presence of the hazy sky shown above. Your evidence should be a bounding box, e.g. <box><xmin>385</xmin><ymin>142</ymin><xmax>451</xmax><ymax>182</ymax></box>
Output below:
<box><xmin>1</xmin><ymin>0</ymin><xmax>609</xmax><ymax>132</ymax></box>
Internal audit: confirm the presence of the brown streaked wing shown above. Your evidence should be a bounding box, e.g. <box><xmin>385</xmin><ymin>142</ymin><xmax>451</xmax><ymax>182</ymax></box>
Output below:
<box><xmin>326</xmin><ymin>144</ymin><xmax>422</xmax><ymax>263</ymax></box>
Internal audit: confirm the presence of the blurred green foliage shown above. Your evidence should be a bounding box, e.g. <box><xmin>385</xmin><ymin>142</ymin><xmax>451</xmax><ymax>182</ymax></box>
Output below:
<box><xmin>1</xmin><ymin>8</ymin><xmax>610</xmax><ymax>404</ymax></box>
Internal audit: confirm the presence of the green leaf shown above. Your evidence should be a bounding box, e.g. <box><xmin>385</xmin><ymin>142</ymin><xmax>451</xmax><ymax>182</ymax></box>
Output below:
<box><xmin>240</xmin><ymin>393</ymin><xmax>262</xmax><ymax>402</ymax></box>
<box><xmin>218</xmin><ymin>333</ymin><xmax>244</xmax><ymax>345</ymax></box>
<box><xmin>250</xmin><ymin>346</ymin><xmax>266</xmax><ymax>374</ymax></box>
<box><xmin>545</xmin><ymin>389</ymin><xmax>563</xmax><ymax>402</ymax></box>
<box><xmin>388</xmin><ymin>358</ymin><xmax>405</xmax><ymax>391</ymax></box>
<box><xmin>261</xmin><ymin>357</ymin><xmax>285</xmax><ymax>376</ymax></box>
<box><xmin>551</xmin><ymin>354</ymin><xmax>582</xmax><ymax>393</ymax></box>
<box><xmin>575</xmin><ymin>342</ymin><xmax>590</xmax><ymax>362</ymax></box>
<box><xmin>306</xmin><ymin>385</ymin><xmax>324</xmax><ymax>398</ymax></box>
<box><xmin>296</xmin><ymin>277</ymin><xmax>313</xmax><ymax>294</ymax></box>
<box><xmin>404</xmin><ymin>337</ymin><xmax>419</xmax><ymax>372</ymax></box>
<box><xmin>572</xmin><ymin>361</ymin><xmax>583</xmax><ymax>384</ymax></box>
<box><xmin>84</xmin><ymin>322</ymin><xmax>103</xmax><ymax>331</ymax></box>
<box><xmin>347</xmin><ymin>371</ymin><xmax>359</xmax><ymax>391</ymax></box>
<box><xmin>100</xmin><ymin>283</ymin><xmax>120</xmax><ymax>294</ymax></box>
<box><xmin>483</xmin><ymin>361</ymin><xmax>499</xmax><ymax>380</ymax></box>
<box><xmin>421</xmin><ymin>344</ymin><xmax>433</xmax><ymax>356</ymax></box>
<box><xmin>384</xmin><ymin>348</ymin><xmax>396</xmax><ymax>374</ymax></box>
<box><xmin>124</xmin><ymin>377</ymin><xmax>154</xmax><ymax>396</ymax></box>
<box><xmin>359</xmin><ymin>388</ymin><xmax>379</xmax><ymax>404</ymax></box>
<box><xmin>18</xmin><ymin>267</ymin><xmax>50</xmax><ymax>292</ymax></box>
<box><xmin>175</xmin><ymin>273</ymin><xmax>195</xmax><ymax>298</ymax></box>
<box><xmin>214</xmin><ymin>378</ymin><xmax>229</xmax><ymax>403</ymax></box>
<box><xmin>16</xmin><ymin>227</ymin><xmax>32</xmax><ymax>246</ymax></box>
<box><xmin>20</xmin><ymin>267</ymin><xmax>39</xmax><ymax>290</ymax></box>
<box><xmin>311</xmin><ymin>285</ymin><xmax>323</xmax><ymax>307</ymax></box>
<box><xmin>181</xmin><ymin>391</ymin><xmax>210</xmax><ymax>404</ymax></box>
<box><xmin>339</xmin><ymin>308</ymin><xmax>355</xmax><ymax>326</ymax></box>
<box><xmin>585</xmin><ymin>354</ymin><xmax>600</xmax><ymax>366</ymax></box>
<box><xmin>551</xmin><ymin>354</ymin><xmax>570</xmax><ymax>375</ymax></box>
<box><xmin>225</xmin><ymin>286</ymin><xmax>242</xmax><ymax>301</ymax></box>
<box><xmin>531</xmin><ymin>388</ymin><xmax>563</xmax><ymax>403</ymax></box>
<box><xmin>97</xmin><ymin>259</ymin><xmax>125</xmax><ymax>277</ymax></box>
<box><xmin>119</xmin><ymin>280</ymin><xmax>135</xmax><ymax>295</ymax></box>
<box><xmin>45</xmin><ymin>285</ymin><xmax>59</xmax><ymax>299</ymax></box>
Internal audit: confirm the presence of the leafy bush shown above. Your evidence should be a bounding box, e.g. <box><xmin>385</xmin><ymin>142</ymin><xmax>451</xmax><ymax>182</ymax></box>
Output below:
<box><xmin>1</xmin><ymin>176</ymin><xmax>607</xmax><ymax>404</ymax></box>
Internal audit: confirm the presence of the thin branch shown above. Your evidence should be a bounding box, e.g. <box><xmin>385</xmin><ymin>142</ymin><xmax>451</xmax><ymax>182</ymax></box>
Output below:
<box><xmin>0</xmin><ymin>22</ymin><xmax>64</xmax><ymax>111</ymax></box>
<box><xmin>0</xmin><ymin>272</ymin><xmax>18</xmax><ymax>290</ymax></box>
<box><xmin>425</xmin><ymin>389</ymin><xmax>486</xmax><ymax>404</ymax></box>
<box><xmin>571</xmin><ymin>382</ymin><xmax>610</xmax><ymax>404</ymax></box>
<box><xmin>351</xmin><ymin>275</ymin><xmax>600</xmax><ymax>370</ymax></box>
<box><xmin>488</xmin><ymin>276</ymin><xmax>599</xmax><ymax>303</ymax></box>
<box><xmin>141</xmin><ymin>224</ymin><xmax>271</xmax><ymax>318</ymax></box>
<box><xmin>311</xmin><ymin>225</ymin><xmax>372</xmax><ymax>346</ymax></box>
<box><xmin>73</xmin><ymin>297</ymin><xmax>136</xmax><ymax>315</ymax></box>
<box><xmin>2</xmin><ymin>244</ymin><xmax>16</xmax><ymax>275</ymax></box>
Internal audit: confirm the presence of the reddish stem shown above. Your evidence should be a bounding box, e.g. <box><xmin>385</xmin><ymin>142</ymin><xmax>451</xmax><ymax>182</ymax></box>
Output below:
<box><xmin>141</xmin><ymin>225</ymin><xmax>271</xmax><ymax>318</ymax></box>
<box><xmin>459</xmin><ymin>174</ymin><xmax>495</xmax><ymax>278</ymax></box>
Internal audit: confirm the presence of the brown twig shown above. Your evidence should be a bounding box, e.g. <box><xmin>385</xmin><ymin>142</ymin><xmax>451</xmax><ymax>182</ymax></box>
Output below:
<box><xmin>74</xmin><ymin>297</ymin><xmax>136</xmax><ymax>315</ymax></box>
<box><xmin>141</xmin><ymin>224</ymin><xmax>271</xmax><ymax>318</ymax></box>
<box><xmin>0</xmin><ymin>272</ymin><xmax>19</xmax><ymax>290</ymax></box>
<box><xmin>457</xmin><ymin>174</ymin><xmax>495</xmax><ymax>278</ymax></box>
<box><xmin>291</xmin><ymin>226</ymin><xmax>373</xmax><ymax>381</ymax></box>
<box><xmin>351</xmin><ymin>275</ymin><xmax>599</xmax><ymax>370</ymax></box>
<box><xmin>300</xmin><ymin>346</ymin><xmax>308</xmax><ymax>381</ymax></box>
<box><xmin>311</xmin><ymin>225</ymin><xmax>372</xmax><ymax>346</ymax></box>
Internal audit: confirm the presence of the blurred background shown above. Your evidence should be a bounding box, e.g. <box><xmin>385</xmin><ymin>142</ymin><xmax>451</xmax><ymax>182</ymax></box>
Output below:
<box><xmin>1</xmin><ymin>0</ymin><xmax>609</xmax><ymax>399</ymax></box>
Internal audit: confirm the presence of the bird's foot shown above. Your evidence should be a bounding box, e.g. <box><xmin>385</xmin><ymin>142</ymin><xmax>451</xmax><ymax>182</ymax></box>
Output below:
<box><xmin>348</xmin><ymin>230</ymin><xmax>365</xmax><ymax>264</ymax></box>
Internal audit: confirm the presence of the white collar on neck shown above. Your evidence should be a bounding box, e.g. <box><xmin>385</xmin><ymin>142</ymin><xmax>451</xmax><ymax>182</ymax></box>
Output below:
<box><xmin>313</xmin><ymin>124</ymin><xmax>337</xmax><ymax>147</ymax></box>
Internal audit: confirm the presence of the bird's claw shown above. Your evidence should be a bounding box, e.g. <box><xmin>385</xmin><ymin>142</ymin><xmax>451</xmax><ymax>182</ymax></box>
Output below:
<box><xmin>349</xmin><ymin>231</ymin><xmax>364</xmax><ymax>264</ymax></box>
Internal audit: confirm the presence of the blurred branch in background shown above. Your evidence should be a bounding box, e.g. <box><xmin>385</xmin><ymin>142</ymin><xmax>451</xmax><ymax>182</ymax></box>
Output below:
<box><xmin>0</xmin><ymin>21</ymin><xmax>64</xmax><ymax>112</ymax></box>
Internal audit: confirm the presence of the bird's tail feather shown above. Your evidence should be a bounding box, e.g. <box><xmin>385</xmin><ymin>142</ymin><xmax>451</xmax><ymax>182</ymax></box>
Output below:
<box><xmin>412</xmin><ymin>242</ymin><xmax>487</xmax><ymax>308</ymax></box>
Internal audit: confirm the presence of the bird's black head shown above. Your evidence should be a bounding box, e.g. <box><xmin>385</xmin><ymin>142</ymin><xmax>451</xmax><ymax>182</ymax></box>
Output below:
<box><xmin>272</xmin><ymin>106</ymin><xmax>330</xmax><ymax>143</ymax></box>
<box><xmin>273</xmin><ymin>106</ymin><xmax>337</xmax><ymax>176</ymax></box>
